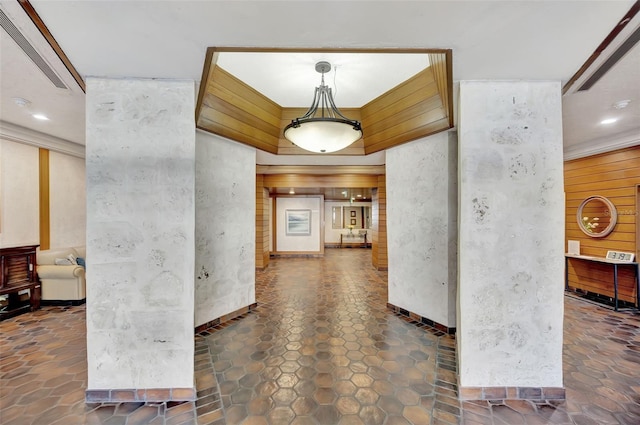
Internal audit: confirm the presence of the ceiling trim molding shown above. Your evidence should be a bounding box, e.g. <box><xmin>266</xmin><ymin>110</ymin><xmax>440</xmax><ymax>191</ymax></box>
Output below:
<box><xmin>18</xmin><ymin>0</ymin><xmax>86</xmax><ymax>92</ymax></box>
<box><xmin>563</xmin><ymin>128</ymin><xmax>640</xmax><ymax>161</ymax></box>
<box><xmin>0</xmin><ymin>120</ymin><xmax>85</xmax><ymax>158</ymax></box>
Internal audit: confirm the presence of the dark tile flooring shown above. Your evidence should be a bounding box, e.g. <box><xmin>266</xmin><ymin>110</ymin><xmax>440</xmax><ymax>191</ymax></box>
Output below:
<box><xmin>0</xmin><ymin>249</ymin><xmax>639</xmax><ymax>424</ymax></box>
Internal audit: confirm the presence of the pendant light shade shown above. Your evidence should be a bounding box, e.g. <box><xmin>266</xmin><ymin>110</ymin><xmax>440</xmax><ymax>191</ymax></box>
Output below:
<box><xmin>283</xmin><ymin>62</ymin><xmax>363</xmax><ymax>153</ymax></box>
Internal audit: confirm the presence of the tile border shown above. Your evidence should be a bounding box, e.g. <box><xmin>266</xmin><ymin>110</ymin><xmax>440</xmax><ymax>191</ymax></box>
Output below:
<box><xmin>194</xmin><ymin>302</ymin><xmax>258</xmax><ymax>334</ymax></box>
<box><xmin>387</xmin><ymin>302</ymin><xmax>456</xmax><ymax>335</ymax></box>
<box><xmin>85</xmin><ymin>387</ymin><xmax>196</xmax><ymax>402</ymax></box>
<box><xmin>459</xmin><ymin>386</ymin><xmax>566</xmax><ymax>401</ymax></box>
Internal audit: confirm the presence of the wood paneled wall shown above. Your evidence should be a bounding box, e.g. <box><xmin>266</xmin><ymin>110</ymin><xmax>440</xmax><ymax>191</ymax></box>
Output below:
<box><xmin>565</xmin><ymin>146</ymin><xmax>640</xmax><ymax>304</ymax></box>
<box><xmin>198</xmin><ymin>65</ymin><xmax>281</xmax><ymax>154</ymax></box>
<box><xmin>372</xmin><ymin>175</ymin><xmax>388</xmax><ymax>271</ymax></box>
<box><xmin>263</xmin><ymin>174</ymin><xmax>379</xmax><ymax>189</ymax></box>
<box><xmin>360</xmin><ymin>66</ymin><xmax>449</xmax><ymax>155</ymax></box>
<box><xmin>256</xmin><ymin>175</ymin><xmax>270</xmax><ymax>269</ymax></box>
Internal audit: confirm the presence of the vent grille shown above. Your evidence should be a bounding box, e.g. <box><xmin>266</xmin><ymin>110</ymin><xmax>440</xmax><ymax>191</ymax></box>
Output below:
<box><xmin>0</xmin><ymin>8</ymin><xmax>67</xmax><ymax>89</ymax></box>
<box><xmin>578</xmin><ymin>25</ymin><xmax>640</xmax><ymax>91</ymax></box>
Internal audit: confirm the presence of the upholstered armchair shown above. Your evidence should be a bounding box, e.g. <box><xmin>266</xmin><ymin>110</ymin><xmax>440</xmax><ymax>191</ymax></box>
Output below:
<box><xmin>37</xmin><ymin>247</ymin><xmax>86</xmax><ymax>304</ymax></box>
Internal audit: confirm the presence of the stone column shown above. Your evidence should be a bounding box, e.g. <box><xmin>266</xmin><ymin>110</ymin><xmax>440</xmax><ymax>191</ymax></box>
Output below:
<box><xmin>386</xmin><ymin>131</ymin><xmax>457</xmax><ymax>331</ymax></box>
<box><xmin>85</xmin><ymin>78</ymin><xmax>196</xmax><ymax>402</ymax></box>
<box><xmin>457</xmin><ymin>81</ymin><xmax>565</xmax><ymax>401</ymax></box>
<box><xmin>194</xmin><ymin>131</ymin><xmax>256</xmax><ymax>328</ymax></box>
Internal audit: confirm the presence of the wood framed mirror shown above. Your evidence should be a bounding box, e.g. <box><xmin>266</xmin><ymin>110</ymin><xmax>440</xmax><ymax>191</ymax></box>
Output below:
<box><xmin>576</xmin><ymin>195</ymin><xmax>617</xmax><ymax>238</ymax></box>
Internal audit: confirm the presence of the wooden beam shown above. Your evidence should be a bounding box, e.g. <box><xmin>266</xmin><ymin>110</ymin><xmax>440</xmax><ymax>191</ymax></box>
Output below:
<box><xmin>18</xmin><ymin>1</ymin><xmax>86</xmax><ymax>92</ymax></box>
<box><xmin>263</xmin><ymin>174</ymin><xmax>380</xmax><ymax>189</ymax></box>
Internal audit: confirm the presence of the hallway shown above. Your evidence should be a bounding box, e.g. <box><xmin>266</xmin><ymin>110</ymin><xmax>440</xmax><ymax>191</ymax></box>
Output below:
<box><xmin>0</xmin><ymin>249</ymin><xmax>639</xmax><ymax>424</ymax></box>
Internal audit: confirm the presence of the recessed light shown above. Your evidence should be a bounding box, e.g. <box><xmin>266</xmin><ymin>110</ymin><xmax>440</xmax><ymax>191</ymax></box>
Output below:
<box><xmin>612</xmin><ymin>99</ymin><xmax>631</xmax><ymax>109</ymax></box>
<box><xmin>600</xmin><ymin>118</ymin><xmax>617</xmax><ymax>125</ymax></box>
<box><xmin>289</xmin><ymin>188</ymin><xmax>295</xmax><ymax>194</ymax></box>
<box><xmin>357</xmin><ymin>194</ymin><xmax>362</xmax><ymax>198</ymax></box>
<box><xmin>12</xmin><ymin>97</ymin><xmax>31</xmax><ymax>107</ymax></box>
<box><xmin>32</xmin><ymin>114</ymin><xmax>49</xmax><ymax>121</ymax></box>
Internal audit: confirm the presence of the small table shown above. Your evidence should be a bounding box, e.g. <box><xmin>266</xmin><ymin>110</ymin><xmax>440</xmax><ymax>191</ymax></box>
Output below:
<box><xmin>565</xmin><ymin>254</ymin><xmax>640</xmax><ymax>311</ymax></box>
<box><xmin>340</xmin><ymin>232</ymin><xmax>368</xmax><ymax>248</ymax></box>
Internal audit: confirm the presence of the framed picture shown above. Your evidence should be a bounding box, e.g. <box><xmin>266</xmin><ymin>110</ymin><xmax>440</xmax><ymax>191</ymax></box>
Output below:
<box><xmin>350</xmin><ymin>211</ymin><xmax>356</xmax><ymax>217</ymax></box>
<box><xmin>286</xmin><ymin>209</ymin><xmax>311</xmax><ymax>235</ymax></box>
<box><xmin>350</xmin><ymin>219</ymin><xmax>356</xmax><ymax>225</ymax></box>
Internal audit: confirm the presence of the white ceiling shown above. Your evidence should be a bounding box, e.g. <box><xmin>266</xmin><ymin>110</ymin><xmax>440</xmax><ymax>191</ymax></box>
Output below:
<box><xmin>0</xmin><ymin>0</ymin><xmax>638</xmax><ymax>164</ymax></box>
<box><xmin>216</xmin><ymin>52</ymin><xmax>431</xmax><ymax>107</ymax></box>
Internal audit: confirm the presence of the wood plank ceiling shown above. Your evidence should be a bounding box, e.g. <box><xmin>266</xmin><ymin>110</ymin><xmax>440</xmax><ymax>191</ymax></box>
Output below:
<box><xmin>196</xmin><ymin>48</ymin><xmax>453</xmax><ymax>156</ymax></box>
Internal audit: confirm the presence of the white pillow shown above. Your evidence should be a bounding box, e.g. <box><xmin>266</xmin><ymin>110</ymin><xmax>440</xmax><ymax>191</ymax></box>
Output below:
<box><xmin>67</xmin><ymin>253</ymin><xmax>77</xmax><ymax>265</ymax></box>
<box><xmin>55</xmin><ymin>258</ymin><xmax>73</xmax><ymax>265</ymax></box>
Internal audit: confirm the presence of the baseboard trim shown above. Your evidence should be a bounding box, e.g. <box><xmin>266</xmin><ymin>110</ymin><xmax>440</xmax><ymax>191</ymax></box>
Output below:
<box><xmin>86</xmin><ymin>387</ymin><xmax>196</xmax><ymax>403</ymax></box>
<box><xmin>459</xmin><ymin>386</ymin><xmax>566</xmax><ymax>401</ymax></box>
<box><xmin>195</xmin><ymin>302</ymin><xmax>258</xmax><ymax>334</ymax></box>
<box><xmin>386</xmin><ymin>302</ymin><xmax>456</xmax><ymax>335</ymax></box>
<box><xmin>40</xmin><ymin>298</ymin><xmax>86</xmax><ymax>306</ymax></box>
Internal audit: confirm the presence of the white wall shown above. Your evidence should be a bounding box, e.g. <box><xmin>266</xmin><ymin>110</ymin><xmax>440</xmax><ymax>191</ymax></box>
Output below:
<box><xmin>0</xmin><ymin>139</ymin><xmax>40</xmax><ymax>248</ymax></box>
<box><xmin>457</xmin><ymin>81</ymin><xmax>564</xmax><ymax>388</ymax></box>
<box><xmin>276</xmin><ymin>197</ymin><xmax>322</xmax><ymax>252</ymax></box>
<box><xmin>49</xmin><ymin>151</ymin><xmax>85</xmax><ymax>248</ymax></box>
<box><xmin>195</xmin><ymin>131</ymin><xmax>255</xmax><ymax>327</ymax></box>
<box><xmin>269</xmin><ymin>197</ymin><xmax>273</xmax><ymax>252</ymax></box>
<box><xmin>86</xmin><ymin>78</ymin><xmax>195</xmax><ymax>391</ymax></box>
<box><xmin>387</xmin><ymin>132</ymin><xmax>457</xmax><ymax>328</ymax></box>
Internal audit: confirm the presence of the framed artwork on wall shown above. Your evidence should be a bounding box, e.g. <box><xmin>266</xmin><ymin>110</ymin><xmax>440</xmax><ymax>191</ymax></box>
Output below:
<box><xmin>350</xmin><ymin>219</ymin><xmax>356</xmax><ymax>225</ymax></box>
<box><xmin>350</xmin><ymin>211</ymin><xmax>356</xmax><ymax>217</ymax></box>
<box><xmin>286</xmin><ymin>209</ymin><xmax>311</xmax><ymax>235</ymax></box>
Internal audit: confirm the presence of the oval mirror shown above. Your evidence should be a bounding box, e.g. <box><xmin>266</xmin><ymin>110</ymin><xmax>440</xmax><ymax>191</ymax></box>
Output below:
<box><xmin>576</xmin><ymin>195</ymin><xmax>617</xmax><ymax>238</ymax></box>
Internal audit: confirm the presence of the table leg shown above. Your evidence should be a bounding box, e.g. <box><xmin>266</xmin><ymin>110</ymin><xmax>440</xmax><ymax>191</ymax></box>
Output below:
<box><xmin>565</xmin><ymin>257</ymin><xmax>569</xmax><ymax>291</ymax></box>
<box><xmin>636</xmin><ymin>264</ymin><xmax>640</xmax><ymax>310</ymax></box>
<box><xmin>613</xmin><ymin>264</ymin><xmax>619</xmax><ymax>311</ymax></box>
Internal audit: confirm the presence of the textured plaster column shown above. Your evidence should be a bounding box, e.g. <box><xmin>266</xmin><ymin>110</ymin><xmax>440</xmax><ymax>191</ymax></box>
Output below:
<box><xmin>387</xmin><ymin>132</ymin><xmax>457</xmax><ymax>331</ymax></box>
<box><xmin>195</xmin><ymin>131</ymin><xmax>256</xmax><ymax>328</ymax></box>
<box><xmin>457</xmin><ymin>81</ymin><xmax>565</xmax><ymax>400</ymax></box>
<box><xmin>85</xmin><ymin>78</ymin><xmax>195</xmax><ymax>402</ymax></box>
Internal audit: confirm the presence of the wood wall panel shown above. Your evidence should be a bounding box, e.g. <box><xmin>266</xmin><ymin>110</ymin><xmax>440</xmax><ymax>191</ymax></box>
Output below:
<box><xmin>256</xmin><ymin>165</ymin><xmax>385</xmax><ymax>175</ymax></box>
<box><xmin>263</xmin><ymin>174</ymin><xmax>379</xmax><ymax>189</ymax></box>
<box><xmin>361</xmin><ymin>66</ymin><xmax>451</xmax><ymax>155</ymax></box>
<box><xmin>428</xmin><ymin>52</ymin><xmax>454</xmax><ymax>127</ymax></box>
<box><xmin>197</xmin><ymin>62</ymin><xmax>281</xmax><ymax>154</ymax></box>
<box><xmin>564</xmin><ymin>146</ymin><xmax>640</xmax><ymax>305</ymax></box>
<box><xmin>256</xmin><ymin>175</ymin><xmax>270</xmax><ymax>269</ymax></box>
<box><xmin>372</xmin><ymin>175</ymin><xmax>388</xmax><ymax>271</ymax></box>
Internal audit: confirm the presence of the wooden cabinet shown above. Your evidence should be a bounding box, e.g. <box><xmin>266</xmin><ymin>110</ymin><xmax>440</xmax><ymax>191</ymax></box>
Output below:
<box><xmin>0</xmin><ymin>245</ymin><xmax>41</xmax><ymax>320</ymax></box>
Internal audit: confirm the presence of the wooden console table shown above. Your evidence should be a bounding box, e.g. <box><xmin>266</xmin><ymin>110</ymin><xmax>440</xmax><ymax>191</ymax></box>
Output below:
<box><xmin>1</xmin><ymin>245</ymin><xmax>41</xmax><ymax>319</ymax></box>
<box><xmin>565</xmin><ymin>254</ymin><xmax>640</xmax><ymax>311</ymax></box>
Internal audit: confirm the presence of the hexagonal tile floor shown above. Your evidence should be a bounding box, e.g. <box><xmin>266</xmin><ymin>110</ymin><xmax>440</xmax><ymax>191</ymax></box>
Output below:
<box><xmin>1</xmin><ymin>249</ymin><xmax>639</xmax><ymax>424</ymax></box>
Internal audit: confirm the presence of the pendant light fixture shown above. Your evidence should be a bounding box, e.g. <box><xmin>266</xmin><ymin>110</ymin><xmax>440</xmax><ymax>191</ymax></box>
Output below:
<box><xmin>283</xmin><ymin>61</ymin><xmax>363</xmax><ymax>153</ymax></box>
